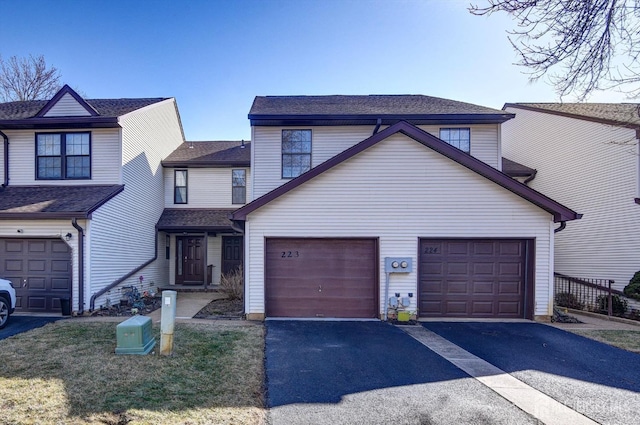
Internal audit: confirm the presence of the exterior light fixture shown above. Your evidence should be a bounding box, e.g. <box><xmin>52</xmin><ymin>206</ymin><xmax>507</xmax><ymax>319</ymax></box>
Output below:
<box><xmin>65</xmin><ymin>233</ymin><xmax>72</xmax><ymax>241</ymax></box>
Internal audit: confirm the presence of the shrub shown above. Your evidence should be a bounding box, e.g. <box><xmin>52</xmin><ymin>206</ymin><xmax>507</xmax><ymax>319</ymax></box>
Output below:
<box><xmin>596</xmin><ymin>294</ymin><xmax>628</xmax><ymax>316</ymax></box>
<box><xmin>554</xmin><ymin>292</ymin><xmax>584</xmax><ymax>310</ymax></box>
<box><xmin>623</xmin><ymin>271</ymin><xmax>640</xmax><ymax>300</ymax></box>
<box><xmin>220</xmin><ymin>266</ymin><xmax>243</xmax><ymax>300</ymax></box>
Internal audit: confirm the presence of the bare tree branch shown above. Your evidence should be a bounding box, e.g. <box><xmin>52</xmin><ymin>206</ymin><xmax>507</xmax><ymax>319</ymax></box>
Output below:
<box><xmin>470</xmin><ymin>0</ymin><xmax>640</xmax><ymax>100</ymax></box>
<box><xmin>0</xmin><ymin>54</ymin><xmax>62</xmax><ymax>101</ymax></box>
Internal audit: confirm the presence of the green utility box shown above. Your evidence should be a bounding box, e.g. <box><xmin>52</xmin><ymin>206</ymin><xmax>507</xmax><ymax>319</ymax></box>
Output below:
<box><xmin>115</xmin><ymin>315</ymin><xmax>156</xmax><ymax>355</ymax></box>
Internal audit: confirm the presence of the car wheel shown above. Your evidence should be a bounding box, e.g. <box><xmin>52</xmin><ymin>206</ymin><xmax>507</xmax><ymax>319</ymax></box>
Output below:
<box><xmin>0</xmin><ymin>296</ymin><xmax>9</xmax><ymax>329</ymax></box>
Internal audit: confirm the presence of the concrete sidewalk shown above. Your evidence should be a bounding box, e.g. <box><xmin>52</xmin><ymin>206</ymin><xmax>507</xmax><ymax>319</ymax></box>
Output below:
<box><xmin>548</xmin><ymin>310</ymin><xmax>640</xmax><ymax>331</ymax></box>
<box><xmin>147</xmin><ymin>291</ymin><xmax>227</xmax><ymax>323</ymax></box>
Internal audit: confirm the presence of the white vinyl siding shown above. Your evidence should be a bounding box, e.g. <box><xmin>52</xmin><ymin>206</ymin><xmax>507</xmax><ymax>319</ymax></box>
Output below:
<box><xmin>88</xmin><ymin>99</ymin><xmax>183</xmax><ymax>308</ymax></box>
<box><xmin>1</xmin><ymin>128</ymin><xmax>120</xmax><ymax>185</ymax></box>
<box><xmin>0</xmin><ymin>219</ymin><xmax>85</xmax><ymax>311</ymax></box>
<box><xmin>251</xmin><ymin>124</ymin><xmax>501</xmax><ymax>198</ymax></box>
<box><xmin>164</xmin><ymin>167</ymin><xmax>252</xmax><ymax>208</ymax></box>
<box><xmin>503</xmin><ymin>107</ymin><xmax>640</xmax><ymax>289</ymax></box>
<box><xmin>244</xmin><ymin>134</ymin><xmax>553</xmax><ymax>318</ymax></box>
<box><xmin>42</xmin><ymin>93</ymin><xmax>92</xmax><ymax>117</ymax></box>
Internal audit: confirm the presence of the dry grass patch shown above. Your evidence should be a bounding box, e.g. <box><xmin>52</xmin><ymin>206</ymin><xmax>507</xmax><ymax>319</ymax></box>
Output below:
<box><xmin>570</xmin><ymin>329</ymin><xmax>640</xmax><ymax>353</ymax></box>
<box><xmin>0</xmin><ymin>320</ymin><xmax>265</xmax><ymax>425</ymax></box>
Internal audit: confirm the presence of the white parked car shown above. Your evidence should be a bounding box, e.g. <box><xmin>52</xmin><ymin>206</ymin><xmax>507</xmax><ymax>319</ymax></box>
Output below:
<box><xmin>0</xmin><ymin>278</ymin><xmax>16</xmax><ymax>329</ymax></box>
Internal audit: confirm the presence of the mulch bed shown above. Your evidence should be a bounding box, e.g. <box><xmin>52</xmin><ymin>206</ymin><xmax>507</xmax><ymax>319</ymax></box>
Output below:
<box><xmin>194</xmin><ymin>298</ymin><xmax>244</xmax><ymax>319</ymax></box>
<box><xmin>91</xmin><ymin>297</ymin><xmax>161</xmax><ymax>317</ymax></box>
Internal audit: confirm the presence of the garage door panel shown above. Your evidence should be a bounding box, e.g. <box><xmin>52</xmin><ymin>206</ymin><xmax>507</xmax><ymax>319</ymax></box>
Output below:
<box><xmin>420</xmin><ymin>239</ymin><xmax>529</xmax><ymax>319</ymax></box>
<box><xmin>28</xmin><ymin>259</ymin><xmax>46</xmax><ymax>272</ymax></box>
<box><xmin>266</xmin><ymin>238</ymin><xmax>377</xmax><ymax>318</ymax></box>
<box><xmin>5</xmin><ymin>259</ymin><xmax>22</xmax><ymax>271</ymax></box>
<box><xmin>1</xmin><ymin>238</ymin><xmax>72</xmax><ymax>313</ymax></box>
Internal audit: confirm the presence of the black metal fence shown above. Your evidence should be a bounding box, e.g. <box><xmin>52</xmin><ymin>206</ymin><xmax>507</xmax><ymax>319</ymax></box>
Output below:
<box><xmin>553</xmin><ymin>272</ymin><xmax>626</xmax><ymax>317</ymax></box>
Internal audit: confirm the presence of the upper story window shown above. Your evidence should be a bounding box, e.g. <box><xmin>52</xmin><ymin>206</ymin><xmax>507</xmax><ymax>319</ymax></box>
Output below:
<box><xmin>232</xmin><ymin>169</ymin><xmax>246</xmax><ymax>204</ymax></box>
<box><xmin>36</xmin><ymin>132</ymin><xmax>91</xmax><ymax>179</ymax></box>
<box><xmin>282</xmin><ymin>129</ymin><xmax>311</xmax><ymax>178</ymax></box>
<box><xmin>174</xmin><ymin>170</ymin><xmax>187</xmax><ymax>204</ymax></box>
<box><xmin>439</xmin><ymin>128</ymin><xmax>470</xmax><ymax>153</ymax></box>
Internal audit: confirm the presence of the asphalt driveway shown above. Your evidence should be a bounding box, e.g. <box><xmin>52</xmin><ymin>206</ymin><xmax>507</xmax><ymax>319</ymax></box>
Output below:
<box><xmin>0</xmin><ymin>315</ymin><xmax>61</xmax><ymax>341</ymax></box>
<box><xmin>266</xmin><ymin>321</ymin><xmax>539</xmax><ymax>425</ymax></box>
<box><xmin>422</xmin><ymin>322</ymin><xmax>640</xmax><ymax>425</ymax></box>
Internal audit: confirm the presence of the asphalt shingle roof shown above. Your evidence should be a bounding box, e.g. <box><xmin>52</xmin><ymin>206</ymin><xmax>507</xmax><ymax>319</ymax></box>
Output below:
<box><xmin>156</xmin><ymin>209</ymin><xmax>237</xmax><ymax>230</ymax></box>
<box><xmin>502</xmin><ymin>157</ymin><xmax>536</xmax><ymax>177</ymax></box>
<box><xmin>163</xmin><ymin>141</ymin><xmax>250</xmax><ymax>166</ymax></box>
<box><xmin>250</xmin><ymin>95</ymin><xmax>506</xmax><ymax>116</ymax></box>
<box><xmin>0</xmin><ymin>185</ymin><xmax>123</xmax><ymax>217</ymax></box>
<box><xmin>506</xmin><ymin>103</ymin><xmax>640</xmax><ymax>127</ymax></box>
<box><xmin>0</xmin><ymin>98</ymin><xmax>167</xmax><ymax>120</ymax></box>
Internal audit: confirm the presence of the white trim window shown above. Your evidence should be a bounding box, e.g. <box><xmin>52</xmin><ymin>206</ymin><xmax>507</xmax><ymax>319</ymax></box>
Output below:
<box><xmin>439</xmin><ymin>128</ymin><xmax>470</xmax><ymax>153</ymax></box>
<box><xmin>174</xmin><ymin>170</ymin><xmax>187</xmax><ymax>204</ymax></box>
<box><xmin>282</xmin><ymin>129</ymin><xmax>311</xmax><ymax>178</ymax></box>
<box><xmin>232</xmin><ymin>169</ymin><xmax>246</xmax><ymax>204</ymax></box>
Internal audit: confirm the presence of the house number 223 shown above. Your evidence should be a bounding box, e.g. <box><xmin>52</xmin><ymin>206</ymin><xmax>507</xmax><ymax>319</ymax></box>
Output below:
<box><xmin>281</xmin><ymin>251</ymin><xmax>300</xmax><ymax>258</ymax></box>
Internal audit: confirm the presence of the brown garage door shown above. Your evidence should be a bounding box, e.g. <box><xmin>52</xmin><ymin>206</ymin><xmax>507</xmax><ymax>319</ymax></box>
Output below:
<box><xmin>0</xmin><ymin>238</ymin><xmax>72</xmax><ymax>313</ymax></box>
<box><xmin>265</xmin><ymin>238</ymin><xmax>378</xmax><ymax>318</ymax></box>
<box><xmin>419</xmin><ymin>239</ymin><xmax>532</xmax><ymax>319</ymax></box>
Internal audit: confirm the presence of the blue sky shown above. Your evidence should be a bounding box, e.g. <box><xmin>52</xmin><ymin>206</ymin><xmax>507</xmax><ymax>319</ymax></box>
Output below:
<box><xmin>1</xmin><ymin>0</ymin><xmax>629</xmax><ymax>141</ymax></box>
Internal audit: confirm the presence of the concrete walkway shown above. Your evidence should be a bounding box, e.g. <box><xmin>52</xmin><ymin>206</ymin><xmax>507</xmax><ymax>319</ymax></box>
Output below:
<box><xmin>147</xmin><ymin>291</ymin><xmax>227</xmax><ymax>323</ymax></box>
<box><xmin>548</xmin><ymin>310</ymin><xmax>640</xmax><ymax>331</ymax></box>
<box><xmin>402</xmin><ymin>325</ymin><xmax>598</xmax><ymax>425</ymax></box>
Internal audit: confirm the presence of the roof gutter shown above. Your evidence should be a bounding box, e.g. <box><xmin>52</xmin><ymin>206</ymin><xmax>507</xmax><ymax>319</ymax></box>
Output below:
<box><xmin>554</xmin><ymin>221</ymin><xmax>567</xmax><ymax>233</ymax></box>
<box><xmin>71</xmin><ymin>218</ymin><xmax>85</xmax><ymax>314</ymax></box>
<box><xmin>89</xmin><ymin>231</ymin><xmax>158</xmax><ymax>311</ymax></box>
<box><xmin>372</xmin><ymin>118</ymin><xmax>382</xmax><ymax>135</ymax></box>
<box><xmin>0</xmin><ymin>130</ymin><xmax>8</xmax><ymax>187</ymax></box>
<box><xmin>523</xmin><ymin>169</ymin><xmax>537</xmax><ymax>185</ymax></box>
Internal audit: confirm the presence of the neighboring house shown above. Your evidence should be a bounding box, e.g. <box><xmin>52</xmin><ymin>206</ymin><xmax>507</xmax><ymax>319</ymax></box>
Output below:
<box><xmin>502</xmin><ymin>103</ymin><xmax>640</xmax><ymax>290</ymax></box>
<box><xmin>232</xmin><ymin>95</ymin><xmax>580</xmax><ymax>321</ymax></box>
<box><xmin>0</xmin><ymin>85</ymin><xmax>185</xmax><ymax>313</ymax></box>
<box><xmin>158</xmin><ymin>140</ymin><xmax>250</xmax><ymax>286</ymax></box>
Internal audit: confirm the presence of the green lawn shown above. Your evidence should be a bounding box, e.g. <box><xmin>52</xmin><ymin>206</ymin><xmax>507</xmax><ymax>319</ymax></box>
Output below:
<box><xmin>0</xmin><ymin>320</ymin><xmax>265</xmax><ymax>425</ymax></box>
<box><xmin>569</xmin><ymin>329</ymin><xmax>640</xmax><ymax>353</ymax></box>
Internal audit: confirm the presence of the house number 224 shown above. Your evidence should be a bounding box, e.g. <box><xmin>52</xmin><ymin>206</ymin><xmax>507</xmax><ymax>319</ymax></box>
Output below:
<box><xmin>281</xmin><ymin>251</ymin><xmax>300</xmax><ymax>258</ymax></box>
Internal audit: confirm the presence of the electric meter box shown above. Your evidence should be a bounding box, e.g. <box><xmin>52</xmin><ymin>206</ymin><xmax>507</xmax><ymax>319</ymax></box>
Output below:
<box><xmin>384</xmin><ymin>257</ymin><xmax>413</xmax><ymax>273</ymax></box>
<box><xmin>115</xmin><ymin>315</ymin><xmax>156</xmax><ymax>355</ymax></box>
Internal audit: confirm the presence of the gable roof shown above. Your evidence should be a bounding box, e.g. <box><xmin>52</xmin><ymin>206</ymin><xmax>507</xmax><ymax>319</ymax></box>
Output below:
<box><xmin>250</xmin><ymin>95</ymin><xmax>514</xmax><ymax>126</ymax></box>
<box><xmin>162</xmin><ymin>141</ymin><xmax>250</xmax><ymax>168</ymax></box>
<box><xmin>231</xmin><ymin>121</ymin><xmax>580</xmax><ymax>223</ymax></box>
<box><xmin>0</xmin><ymin>84</ymin><xmax>169</xmax><ymax>129</ymax></box>
<box><xmin>0</xmin><ymin>185</ymin><xmax>124</xmax><ymax>219</ymax></box>
<box><xmin>503</xmin><ymin>103</ymin><xmax>640</xmax><ymax>129</ymax></box>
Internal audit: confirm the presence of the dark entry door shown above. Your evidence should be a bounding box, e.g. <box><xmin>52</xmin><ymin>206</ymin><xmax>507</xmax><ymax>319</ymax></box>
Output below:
<box><xmin>176</xmin><ymin>236</ymin><xmax>204</xmax><ymax>284</ymax></box>
<box><xmin>222</xmin><ymin>236</ymin><xmax>243</xmax><ymax>275</ymax></box>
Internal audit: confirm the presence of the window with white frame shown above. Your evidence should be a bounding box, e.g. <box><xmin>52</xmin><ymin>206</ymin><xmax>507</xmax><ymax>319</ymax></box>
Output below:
<box><xmin>174</xmin><ymin>170</ymin><xmax>187</xmax><ymax>204</ymax></box>
<box><xmin>282</xmin><ymin>129</ymin><xmax>311</xmax><ymax>178</ymax></box>
<box><xmin>36</xmin><ymin>132</ymin><xmax>91</xmax><ymax>179</ymax></box>
<box><xmin>439</xmin><ymin>128</ymin><xmax>470</xmax><ymax>153</ymax></box>
<box><xmin>232</xmin><ymin>169</ymin><xmax>246</xmax><ymax>204</ymax></box>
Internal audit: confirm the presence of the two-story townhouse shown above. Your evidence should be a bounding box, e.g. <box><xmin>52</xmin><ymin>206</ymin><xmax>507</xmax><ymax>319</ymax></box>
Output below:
<box><xmin>232</xmin><ymin>95</ymin><xmax>581</xmax><ymax>321</ymax></box>
<box><xmin>0</xmin><ymin>85</ymin><xmax>184</xmax><ymax>314</ymax></box>
<box><xmin>158</xmin><ymin>140</ymin><xmax>250</xmax><ymax>287</ymax></box>
<box><xmin>502</xmin><ymin>103</ymin><xmax>640</xmax><ymax>290</ymax></box>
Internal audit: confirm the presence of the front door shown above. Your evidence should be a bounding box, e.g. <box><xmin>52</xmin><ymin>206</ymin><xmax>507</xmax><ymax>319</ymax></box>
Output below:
<box><xmin>222</xmin><ymin>236</ymin><xmax>243</xmax><ymax>275</ymax></box>
<box><xmin>176</xmin><ymin>236</ymin><xmax>204</xmax><ymax>284</ymax></box>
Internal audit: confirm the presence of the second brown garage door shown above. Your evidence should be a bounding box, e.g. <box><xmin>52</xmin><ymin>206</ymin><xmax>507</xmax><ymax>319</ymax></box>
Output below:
<box><xmin>265</xmin><ymin>238</ymin><xmax>378</xmax><ymax>318</ymax></box>
<box><xmin>0</xmin><ymin>238</ymin><xmax>72</xmax><ymax>313</ymax></box>
<box><xmin>419</xmin><ymin>239</ymin><xmax>533</xmax><ymax>319</ymax></box>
